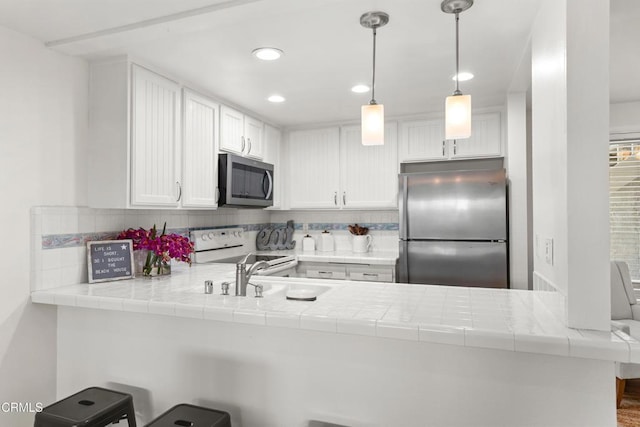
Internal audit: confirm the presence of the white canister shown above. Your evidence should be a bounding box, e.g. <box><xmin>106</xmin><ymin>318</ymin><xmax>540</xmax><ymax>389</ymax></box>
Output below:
<box><xmin>317</xmin><ymin>230</ymin><xmax>335</xmax><ymax>252</ymax></box>
<box><xmin>352</xmin><ymin>235</ymin><xmax>372</xmax><ymax>253</ymax></box>
<box><xmin>302</xmin><ymin>235</ymin><xmax>315</xmax><ymax>252</ymax></box>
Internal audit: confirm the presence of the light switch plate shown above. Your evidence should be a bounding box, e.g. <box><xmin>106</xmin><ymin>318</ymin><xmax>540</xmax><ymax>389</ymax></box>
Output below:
<box><xmin>544</xmin><ymin>238</ymin><xmax>554</xmax><ymax>265</ymax></box>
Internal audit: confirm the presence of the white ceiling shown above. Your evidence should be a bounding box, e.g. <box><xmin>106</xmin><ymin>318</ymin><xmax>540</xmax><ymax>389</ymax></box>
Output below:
<box><xmin>0</xmin><ymin>0</ymin><xmax>635</xmax><ymax>127</ymax></box>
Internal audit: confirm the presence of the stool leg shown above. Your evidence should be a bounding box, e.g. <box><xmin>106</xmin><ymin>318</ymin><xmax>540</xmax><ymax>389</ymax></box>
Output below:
<box><xmin>126</xmin><ymin>401</ymin><xmax>137</xmax><ymax>427</ymax></box>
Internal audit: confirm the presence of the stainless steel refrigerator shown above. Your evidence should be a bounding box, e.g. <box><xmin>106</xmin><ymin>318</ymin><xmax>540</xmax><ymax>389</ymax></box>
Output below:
<box><xmin>398</xmin><ymin>168</ymin><xmax>508</xmax><ymax>288</ymax></box>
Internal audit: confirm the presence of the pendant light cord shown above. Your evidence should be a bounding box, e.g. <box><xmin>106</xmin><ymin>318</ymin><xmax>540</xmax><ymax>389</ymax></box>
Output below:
<box><xmin>371</xmin><ymin>27</ymin><xmax>377</xmax><ymax>105</ymax></box>
<box><xmin>454</xmin><ymin>12</ymin><xmax>461</xmax><ymax>95</ymax></box>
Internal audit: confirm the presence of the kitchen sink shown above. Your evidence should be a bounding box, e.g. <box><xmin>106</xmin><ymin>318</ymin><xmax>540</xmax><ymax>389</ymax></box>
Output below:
<box><xmin>269</xmin><ymin>281</ymin><xmax>333</xmax><ymax>301</ymax></box>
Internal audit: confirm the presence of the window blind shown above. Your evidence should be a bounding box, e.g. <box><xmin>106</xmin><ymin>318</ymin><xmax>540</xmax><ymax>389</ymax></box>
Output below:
<box><xmin>610</xmin><ymin>139</ymin><xmax>640</xmax><ymax>281</ymax></box>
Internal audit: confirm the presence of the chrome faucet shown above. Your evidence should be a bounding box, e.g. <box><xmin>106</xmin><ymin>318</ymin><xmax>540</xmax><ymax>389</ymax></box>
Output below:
<box><xmin>235</xmin><ymin>253</ymin><xmax>269</xmax><ymax>297</ymax></box>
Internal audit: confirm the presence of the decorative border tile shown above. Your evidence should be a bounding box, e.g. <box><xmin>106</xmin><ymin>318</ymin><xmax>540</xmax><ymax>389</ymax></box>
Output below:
<box><xmin>42</xmin><ymin>222</ymin><xmax>397</xmax><ymax>249</ymax></box>
<box><xmin>41</xmin><ymin>224</ymin><xmax>272</xmax><ymax>250</ymax></box>
<box><xmin>271</xmin><ymin>222</ymin><xmax>399</xmax><ymax>231</ymax></box>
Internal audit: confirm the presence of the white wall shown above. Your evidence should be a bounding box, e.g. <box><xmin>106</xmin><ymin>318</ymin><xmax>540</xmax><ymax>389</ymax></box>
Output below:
<box><xmin>531</xmin><ymin>0</ymin><xmax>610</xmax><ymax>330</ymax></box>
<box><xmin>57</xmin><ymin>307</ymin><xmax>616</xmax><ymax>427</ymax></box>
<box><xmin>507</xmin><ymin>92</ymin><xmax>530</xmax><ymax>290</ymax></box>
<box><xmin>611</xmin><ymin>101</ymin><xmax>640</xmax><ymax>133</ymax></box>
<box><xmin>0</xmin><ymin>25</ymin><xmax>88</xmax><ymax>425</ymax></box>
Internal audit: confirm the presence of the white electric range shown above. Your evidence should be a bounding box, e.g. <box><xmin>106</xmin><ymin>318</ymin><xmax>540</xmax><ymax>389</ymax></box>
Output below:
<box><xmin>190</xmin><ymin>227</ymin><xmax>298</xmax><ymax>276</ymax></box>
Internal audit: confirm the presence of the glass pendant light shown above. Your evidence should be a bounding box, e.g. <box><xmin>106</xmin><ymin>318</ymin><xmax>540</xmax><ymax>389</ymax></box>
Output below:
<box><xmin>442</xmin><ymin>0</ymin><xmax>473</xmax><ymax>140</ymax></box>
<box><xmin>360</xmin><ymin>11</ymin><xmax>389</xmax><ymax>146</ymax></box>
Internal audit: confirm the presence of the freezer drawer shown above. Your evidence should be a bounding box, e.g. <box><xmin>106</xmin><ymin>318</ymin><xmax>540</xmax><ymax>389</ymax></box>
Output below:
<box><xmin>398</xmin><ymin>240</ymin><xmax>508</xmax><ymax>288</ymax></box>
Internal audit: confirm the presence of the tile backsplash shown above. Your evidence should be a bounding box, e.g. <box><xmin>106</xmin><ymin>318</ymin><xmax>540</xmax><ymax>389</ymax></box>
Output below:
<box><xmin>31</xmin><ymin>207</ymin><xmax>400</xmax><ymax>290</ymax></box>
<box><xmin>31</xmin><ymin>206</ymin><xmax>271</xmax><ymax>291</ymax></box>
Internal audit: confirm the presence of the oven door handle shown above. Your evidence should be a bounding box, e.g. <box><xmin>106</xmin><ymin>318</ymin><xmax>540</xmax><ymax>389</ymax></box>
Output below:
<box><xmin>255</xmin><ymin>259</ymin><xmax>298</xmax><ymax>275</ymax></box>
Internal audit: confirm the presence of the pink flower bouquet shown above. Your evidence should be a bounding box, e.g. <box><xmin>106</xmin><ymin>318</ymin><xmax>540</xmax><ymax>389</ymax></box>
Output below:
<box><xmin>117</xmin><ymin>222</ymin><xmax>194</xmax><ymax>276</ymax></box>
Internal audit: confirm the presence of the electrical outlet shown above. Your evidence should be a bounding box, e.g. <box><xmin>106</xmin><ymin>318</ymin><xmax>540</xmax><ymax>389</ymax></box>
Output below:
<box><xmin>302</xmin><ymin>223</ymin><xmax>308</xmax><ymax>232</ymax></box>
<box><xmin>544</xmin><ymin>238</ymin><xmax>554</xmax><ymax>265</ymax></box>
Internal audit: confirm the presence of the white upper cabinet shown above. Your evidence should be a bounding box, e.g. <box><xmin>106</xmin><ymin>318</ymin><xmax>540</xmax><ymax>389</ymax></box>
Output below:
<box><xmin>399</xmin><ymin>119</ymin><xmax>446</xmax><ymax>162</ymax></box>
<box><xmin>219</xmin><ymin>106</ymin><xmax>244</xmax><ymax>154</ymax></box>
<box><xmin>130</xmin><ymin>65</ymin><xmax>182</xmax><ymax>207</ymax></box>
<box><xmin>89</xmin><ymin>59</ymin><xmax>184</xmax><ymax>209</ymax></box>
<box><xmin>399</xmin><ymin>111</ymin><xmax>502</xmax><ymax>162</ymax></box>
<box><xmin>88</xmin><ymin>58</ymin><xmax>221</xmax><ymax>209</ymax></box>
<box><xmin>288</xmin><ymin>127</ymin><xmax>340</xmax><ymax>209</ymax></box>
<box><xmin>262</xmin><ymin>124</ymin><xmax>282</xmax><ymax>209</ymax></box>
<box><xmin>244</xmin><ymin>115</ymin><xmax>264</xmax><ymax>159</ymax></box>
<box><xmin>181</xmin><ymin>89</ymin><xmax>219</xmax><ymax>208</ymax></box>
<box><xmin>451</xmin><ymin>112</ymin><xmax>502</xmax><ymax>158</ymax></box>
<box><xmin>287</xmin><ymin>124</ymin><xmax>398</xmax><ymax>210</ymax></box>
<box><xmin>220</xmin><ymin>105</ymin><xmax>264</xmax><ymax>159</ymax></box>
<box><xmin>340</xmin><ymin>123</ymin><xmax>398</xmax><ymax>209</ymax></box>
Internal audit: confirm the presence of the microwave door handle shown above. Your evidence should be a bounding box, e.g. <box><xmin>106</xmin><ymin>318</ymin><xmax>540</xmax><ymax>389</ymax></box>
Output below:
<box><xmin>264</xmin><ymin>170</ymin><xmax>273</xmax><ymax>199</ymax></box>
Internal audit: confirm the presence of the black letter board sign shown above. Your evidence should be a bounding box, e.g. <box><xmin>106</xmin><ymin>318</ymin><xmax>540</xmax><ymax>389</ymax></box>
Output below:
<box><xmin>87</xmin><ymin>240</ymin><xmax>135</xmax><ymax>283</ymax></box>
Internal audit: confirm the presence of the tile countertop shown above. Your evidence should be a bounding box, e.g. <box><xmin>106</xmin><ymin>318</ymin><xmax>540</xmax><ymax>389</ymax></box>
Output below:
<box><xmin>31</xmin><ymin>263</ymin><xmax>640</xmax><ymax>364</ymax></box>
<box><xmin>257</xmin><ymin>249</ymin><xmax>399</xmax><ymax>265</ymax></box>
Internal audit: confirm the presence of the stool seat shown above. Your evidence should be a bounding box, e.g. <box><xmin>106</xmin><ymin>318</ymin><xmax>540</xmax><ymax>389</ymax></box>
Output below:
<box><xmin>34</xmin><ymin>387</ymin><xmax>136</xmax><ymax>427</ymax></box>
<box><xmin>146</xmin><ymin>404</ymin><xmax>230</xmax><ymax>427</ymax></box>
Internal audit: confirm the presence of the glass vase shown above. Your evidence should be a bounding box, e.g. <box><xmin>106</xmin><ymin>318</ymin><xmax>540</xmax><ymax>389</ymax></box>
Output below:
<box><xmin>141</xmin><ymin>252</ymin><xmax>171</xmax><ymax>277</ymax></box>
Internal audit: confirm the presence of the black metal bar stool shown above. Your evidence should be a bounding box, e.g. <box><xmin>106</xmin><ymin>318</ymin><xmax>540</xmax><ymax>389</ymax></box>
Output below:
<box><xmin>145</xmin><ymin>404</ymin><xmax>230</xmax><ymax>427</ymax></box>
<box><xmin>34</xmin><ymin>386</ymin><xmax>136</xmax><ymax>427</ymax></box>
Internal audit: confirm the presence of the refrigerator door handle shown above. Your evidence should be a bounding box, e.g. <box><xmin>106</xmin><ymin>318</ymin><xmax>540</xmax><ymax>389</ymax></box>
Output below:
<box><xmin>399</xmin><ymin>174</ymin><xmax>408</xmax><ymax>240</ymax></box>
<box><xmin>398</xmin><ymin>240</ymin><xmax>409</xmax><ymax>283</ymax></box>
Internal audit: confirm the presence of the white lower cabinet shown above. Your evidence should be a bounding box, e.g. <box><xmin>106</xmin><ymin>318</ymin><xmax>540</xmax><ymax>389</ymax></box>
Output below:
<box><xmin>348</xmin><ymin>265</ymin><xmax>394</xmax><ymax>282</ymax></box>
<box><xmin>297</xmin><ymin>262</ymin><xmax>395</xmax><ymax>282</ymax></box>
<box><xmin>287</xmin><ymin>123</ymin><xmax>398</xmax><ymax>209</ymax></box>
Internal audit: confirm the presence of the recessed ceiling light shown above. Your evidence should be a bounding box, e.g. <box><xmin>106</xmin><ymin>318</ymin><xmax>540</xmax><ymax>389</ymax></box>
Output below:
<box><xmin>351</xmin><ymin>84</ymin><xmax>370</xmax><ymax>93</ymax></box>
<box><xmin>268</xmin><ymin>95</ymin><xmax>285</xmax><ymax>103</ymax></box>
<box><xmin>452</xmin><ymin>72</ymin><xmax>474</xmax><ymax>82</ymax></box>
<box><xmin>252</xmin><ymin>47</ymin><xmax>283</xmax><ymax>61</ymax></box>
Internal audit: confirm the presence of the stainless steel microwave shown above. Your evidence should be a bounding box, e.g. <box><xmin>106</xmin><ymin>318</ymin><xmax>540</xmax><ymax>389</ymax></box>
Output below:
<box><xmin>218</xmin><ymin>154</ymin><xmax>274</xmax><ymax>208</ymax></box>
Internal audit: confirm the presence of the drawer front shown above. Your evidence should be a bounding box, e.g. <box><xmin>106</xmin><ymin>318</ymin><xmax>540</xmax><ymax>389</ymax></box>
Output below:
<box><xmin>349</xmin><ymin>271</ymin><xmax>393</xmax><ymax>282</ymax></box>
<box><xmin>306</xmin><ymin>265</ymin><xmax>347</xmax><ymax>280</ymax></box>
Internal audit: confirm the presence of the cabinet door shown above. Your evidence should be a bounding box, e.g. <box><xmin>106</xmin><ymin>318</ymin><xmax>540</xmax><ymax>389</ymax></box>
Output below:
<box><xmin>244</xmin><ymin>115</ymin><xmax>264</xmax><ymax>159</ymax></box>
<box><xmin>182</xmin><ymin>90</ymin><xmax>219</xmax><ymax>208</ymax></box>
<box><xmin>399</xmin><ymin>119</ymin><xmax>447</xmax><ymax>162</ymax></box>
<box><xmin>220</xmin><ymin>105</ymin><xmax>245</xmax><ymax>154</ymax></box>
<box><xmin>339</xmin><ymin>122</ymin><xmax>398</xmax><ymax>208</ymax></box>
<box><xmin>263</xmin><ymin>124</ymin><xmax>282</xmax><ymax>209</ymax></box>
<box><xmin>451</xmin><ymin>112</ymin><xmax>502</xmax><ymax>158</ymax></box>
<box><xmin>131</xmin><ymin>65</ymin><xmax>181</xmax><ymax>206</ymax></box>
<box><xmin>288</xmin><ymin>127</ymin><xmax>340</xmax><ymax>209</ymax></box>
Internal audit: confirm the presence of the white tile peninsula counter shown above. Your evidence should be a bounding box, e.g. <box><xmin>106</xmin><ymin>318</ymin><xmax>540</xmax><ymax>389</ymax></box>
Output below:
<box><xmin>32</xmin><ymin>263</ymin><xmax>633</xmax><ymax>426</ymax></box>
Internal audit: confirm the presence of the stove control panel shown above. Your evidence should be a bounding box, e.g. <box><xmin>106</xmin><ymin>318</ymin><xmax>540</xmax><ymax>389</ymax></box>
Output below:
<box><xmin>191</xmin><ymin>227</ymin><xmax>244</xmax><ymax>251</ymax></box>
